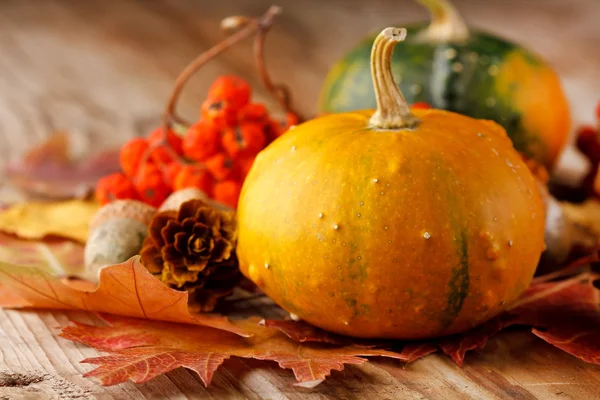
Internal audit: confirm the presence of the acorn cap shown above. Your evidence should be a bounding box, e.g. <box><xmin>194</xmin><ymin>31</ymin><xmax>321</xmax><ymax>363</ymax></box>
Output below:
<box><xmin>90</xmin><ymin>200</ymin><xmax>156</xmax><ymax>231</ymax></box>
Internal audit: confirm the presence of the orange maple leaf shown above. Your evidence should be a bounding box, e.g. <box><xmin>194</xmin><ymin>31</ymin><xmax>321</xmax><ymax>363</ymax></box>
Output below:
<box><xmin>0</xmin><ymin>255</ymin><xmax>245</xmax><ymax>336</ymax></box>
<box><xmin>61</xmin><ymin>314</ymin><xmax>411</xmax><ymax>388</ymax></box>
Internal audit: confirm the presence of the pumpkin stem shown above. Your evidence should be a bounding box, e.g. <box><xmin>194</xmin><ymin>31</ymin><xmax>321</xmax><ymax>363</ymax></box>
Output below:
<box><xmin>369</xmin><ymin>28</ymin><xmax>419</xmax><ymax>130</ymax></box>
<box><xmin>417</xmin><ymin>0</ymin><xmax>469</xmax><ymax>42</ymax></box>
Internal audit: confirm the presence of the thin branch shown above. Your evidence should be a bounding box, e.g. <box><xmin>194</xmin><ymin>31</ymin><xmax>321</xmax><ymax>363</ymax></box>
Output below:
<box><xmin>161</xmin><ymin>5</ymin><xmax>282</xmax><ymax>136</ymax></box>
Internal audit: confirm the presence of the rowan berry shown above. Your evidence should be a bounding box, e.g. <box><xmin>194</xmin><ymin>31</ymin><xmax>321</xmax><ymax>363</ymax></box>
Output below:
<box><xmin>201</xmin><ymin>99</ymin><xmax>238</xmax><ymax>129</ymax></box>
<box><xmin>411</xmin><ymin>102</ymin><xmax>431</xmax><ymax>109</ymax></box>
<box><xmin>222</xmin><ymin>122</ymin><xmax>266</xmax><ymax>158</ymax></box>
<box><xmin>238</xmin><ymin>103</ymin><xmax>268</xmax><ymax>122</ymax></box>
<box><xmin>213</xmin><ymin>180</ymin><xmax>242</xmax><ymax>208</ymax></box>
<box><xmin>134</xmin><ymin>162</ymin><xmax>171</xmax><ymax>207</ymax></box>
<box><xmin>147</xmin><ymin>127</ymin><xmax>183</xmax><ymax>166</ymax></box>
<box><xmin>173</xmin><ymin>164</ymin><xmax>214</xmax><ymax>195</ymax></box>
<box><xmin>182</xmin><ymin>121</ymin><xmax>221</xmax><ymax>162</ymax></box>
<box><xmin>163</xmin><ymin>162</ymin><xmax>184</xmax><ymax>188</ymax></box>
<box><xmin>119</xmin><ymin>137</ymin><xmax>149</xmax><ymax>178</ymax></box>
<box><xmin>207</xmin><ymin>75</ymin><xmax>251</xmax><ymax>110</ymax></box>
<box><xmin>205</xmin><ymin>153</ymin><xmax>237</xmax><ymax>181</ymax></box>
<box><xmin>237</xmin><ymin>155</ymin><xmax>256</xmax><ymax>179</ymax></box>
<box><xmin>96</xmin><ymin>173</ymin><xmax>139</xmax><ymax>205</ymax></box>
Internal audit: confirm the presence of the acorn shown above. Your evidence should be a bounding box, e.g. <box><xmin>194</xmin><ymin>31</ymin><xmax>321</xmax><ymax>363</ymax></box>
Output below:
<box><xmin>84</xmin><ymin>200</ymin><xmax>156</xmax><ymax>281</ymax></box>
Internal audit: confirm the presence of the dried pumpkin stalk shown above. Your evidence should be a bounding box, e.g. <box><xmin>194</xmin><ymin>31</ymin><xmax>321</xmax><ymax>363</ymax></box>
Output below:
<box><xmin>140</xmin><ymin>199</ymin><xmax>241</xmax><ymax>312</ymax></box>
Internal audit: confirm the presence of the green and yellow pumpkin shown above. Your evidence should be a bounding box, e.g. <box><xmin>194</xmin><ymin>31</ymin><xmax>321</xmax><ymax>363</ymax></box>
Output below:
<box><xmin>237</xmin><ymin>27</ymin><xmax>545</xmax><ymax>339</ymax></box>
<box><xmin>319</xmin><ymin>0</ymin><xmax>570</xmax><ymax>167</ymax></box>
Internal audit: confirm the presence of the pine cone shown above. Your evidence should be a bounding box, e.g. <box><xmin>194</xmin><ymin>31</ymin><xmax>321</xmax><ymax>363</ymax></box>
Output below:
<box><xmin>139</xmin><ymin>199</ymin><xmax>241</xmax><ymax>312</ymax></box>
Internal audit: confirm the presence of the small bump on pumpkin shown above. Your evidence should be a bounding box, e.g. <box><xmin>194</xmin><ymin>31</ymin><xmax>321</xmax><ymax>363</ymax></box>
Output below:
<box><xmin>291</xmin><ymin>145</ymin><xmax>297</xmax><ymax>151</ymax></box>
<box><xmin>452</xmin><ymin>62</ymin><xmax>464</xmax><ymax>73</ymax></box>
<box><xmin>344</xmin><ymin>321</ymin><xmax>349</xmax><ymax>325</ymax></box>
<box><xmin>493</xmin><ymin>216</ymin><xmax>498</xmax><ymax>222</ymax></box>
<box><xmin>333</xmin><ymin>224</ymin><xmax>340</xmax><ymax>230</ymax></box>
<box><xmin>380</xmin><ymin>191</ymin><xmax>385</xmax><ymax>195</ymax></box>
<box><xmin>476</xmin><ymin>276</ymin><xmax>481</xmax><ymax>280</ymax></box>
<box><xmin>508</xmin><ymin>240</ymin><xmax>514</xmax><ymax>247</ymax></box>
<box><xmin>357</xmin><ymin>213</ymin><xmax>361</xmax><ymax>218</ymax></box>
<box><xmin>505</xmin><ymin>158</ymin><xmax>514</xmax><ymax>168</ymax></box>
<box><xmin>372</xmin><ymin>178</ymin><xmax>379</xmax><ymax>183</ymax></box>
<box><xmin>312</xmin><ymin>224</ymin><xmax>317</xmax><ymax>228</ymax></box>
<box><xmin>384</xmin><ymin>226</ymin><xmax>389</xmax><ymax>230</ymax></box>
<box><xmin>342</xmin><ymin>242</ymin><xmax>346</xmax><ymax>246</ymax></box>
<box><xmin>290</xmin><ymin>313</ymin><xmax>301</xmax><ymax>321</ymax></box>
<box><xmin>264</xmin><ymin>263</ymin><xmax>270</xmax><ymax>269</ymax></box>
<box><xmin>357</xmin><ymin>256</ymin><xmax>362</xmax><ymax>260</ymax></box>
<box><xmin>477</xmin><ymin>132</ymin><xmax>484</xmax><ymax>138</ymax></box>
<box><xmin>387</xmin><ymin>240</ymin><xmax>392</xmax><ymax>244</ymax></box>
<box><xmin>486</xmin><ymin>244</ymin><xmax>501</xmax><ymax>261</ymax></box>
<box><xmin>422</xmin><ymin>231</ymin><xmax>431</xmax><ymax>239</ymax></box>
<box><xmin>318</xmin><ymin>212</ymin><xmax>324</xmax><ymax>219</ymax></box>
<box><xmin>360</xmin><ymin>201</ymin><xmax>365</xmax><ymax>206</ymax></box>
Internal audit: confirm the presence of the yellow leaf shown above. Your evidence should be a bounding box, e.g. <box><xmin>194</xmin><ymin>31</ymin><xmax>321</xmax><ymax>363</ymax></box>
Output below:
<box><xmin>0</xmin><ymin>200</ymin><xmax>99</xmax><ymax>243</ymax></box>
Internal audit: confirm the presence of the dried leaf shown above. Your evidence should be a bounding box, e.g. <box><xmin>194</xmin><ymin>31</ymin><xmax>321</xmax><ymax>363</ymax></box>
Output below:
<box><xmin>61</xmin><ymin>314</ymin><xmax>409</xmax><ymax>387</ymax></box>
<box><xmin>395</xmin><ymin>342</ymin><xmax>438</xmax><ymax>363</ymax></box>
<box><xmin>0</xmin><ymin>200</ymin><xmax>99</xmax><ymax>243</ymax></box>
<box><xmin>5</xmin><ymin>132</ymin><xmax>120</xmax><ymax>200</ymax></box>
<box><xmin>437</xmin><ymin>317</ymin><xmax>513</xmax><ymax>366</ymax></box>
<box><xmin>0</xmin><ymin>232</ymin><xmax>84</xmax><ymax>276</ymax></box>
<box><xmin>532</xmin><ymin>327</ymin><xmax>600</xmax><ymax>364</ymax></box>
<box><xmin>0</xmin><ymin>256</ymin><xmax>244</xmax><ymax>335</ymax></box>
<box><xmin>262</xmin><ymin>319</ymin><xmax>360</xmax><ymax>345</ymax></box>
<box><xmin>508</xmin><ymin>272</ymin><xmax>600</xmax><ymax>326</ymax></box>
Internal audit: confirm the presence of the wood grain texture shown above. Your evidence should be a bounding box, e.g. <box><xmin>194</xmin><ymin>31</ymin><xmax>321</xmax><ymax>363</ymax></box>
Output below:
<box><xmin>0</xmin><ymin>0</ymin><xmax>600</xmax><ymax>398</ymax></box>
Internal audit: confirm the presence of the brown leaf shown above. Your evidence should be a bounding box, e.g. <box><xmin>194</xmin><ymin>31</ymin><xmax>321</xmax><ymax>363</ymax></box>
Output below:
<box><xmin>262</xmin><ymin>319</ymin><xmax>360</xmax><ymax>345</ymax></box>
<box><xmin>0</xmin><ymin>232</ymin><xmax>84</xmax><ymax>277</ymax></box>
<box><xmin>533</xmin><ymin>327</ymin><xmax>600</xmax><ymax>364</ymax></box>
<box><xmin>5</xmin><ymin>132</ymin><xmax>120</xmax><ymax>200</ymax></box>
<box><xmin>0</xmin><ymin>200</ymin><xmax>99</xmax><ymax>243</ymax></box>
<box><xmin>437</xmin><ymin>317</ymin><xmax>513</xmax><ymax>366</ymax></box>
<box><xmin>61</xmin><ymin>314</ymin><xmax>409</xmax><ymax>388</ymax></box>
<box><xmin>0</xmin><ymin>256</ymin><xmax>244</xmax><ymax>336</ymax></box>
<box><xmin>508</xmin><ymin>272</ymin><xmax>600</xmax><ymax>326</ymax></box>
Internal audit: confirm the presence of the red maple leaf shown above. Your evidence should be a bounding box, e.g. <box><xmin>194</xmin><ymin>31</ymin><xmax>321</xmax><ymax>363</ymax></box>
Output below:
<box><xmin>61</xmin><ymin>314</ymin><xmax>410</xmax><ymax>388</ymax></box>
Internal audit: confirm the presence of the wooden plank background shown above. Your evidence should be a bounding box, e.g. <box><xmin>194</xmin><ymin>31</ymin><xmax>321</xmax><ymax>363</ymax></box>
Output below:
<box><xmin>0</xmin><ymin>0</ymin><xmax>599</xmax><ymax>398</ymax></box>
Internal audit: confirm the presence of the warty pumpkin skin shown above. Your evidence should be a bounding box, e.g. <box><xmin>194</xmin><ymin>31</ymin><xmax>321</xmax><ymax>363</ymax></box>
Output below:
<box><xmin>319</xmin><ymin>0</ymin><xmax>570</xmax><ymax>168</ymax></box>
<box><xmin>237</xmin><ymin>28</ymin><xmax>545</xmax><ymax>339</ymax></box>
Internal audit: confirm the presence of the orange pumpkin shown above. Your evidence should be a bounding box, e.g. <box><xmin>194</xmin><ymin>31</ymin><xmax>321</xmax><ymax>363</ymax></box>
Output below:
<box><xmin>237</xmin><ymin>28</ymin><xmax>545</xmax><ymax>339</ymax></box>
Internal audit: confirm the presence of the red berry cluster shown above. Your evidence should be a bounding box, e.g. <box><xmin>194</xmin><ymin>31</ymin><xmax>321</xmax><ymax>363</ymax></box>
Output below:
<box><xmin>96</xmin><ymin>75</ymin><xmax>298</xmax><ymax>208</ymax></box>
<box><xmin>576</xmin><ymin>101</ymin><xmax>600</xmax><ymax>196</ymax></box>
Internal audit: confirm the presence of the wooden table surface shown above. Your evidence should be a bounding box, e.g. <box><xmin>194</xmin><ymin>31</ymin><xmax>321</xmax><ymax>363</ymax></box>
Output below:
<box><xmin>1</xmin><ymin>1</ymin><xmax>600</xmax><ymax>399</ymax></box>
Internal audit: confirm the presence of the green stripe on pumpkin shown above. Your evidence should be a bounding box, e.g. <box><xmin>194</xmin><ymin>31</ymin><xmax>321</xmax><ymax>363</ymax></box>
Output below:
<box><xmin>440</xmin><ymin>230</ymin><xmax>470</xmax><ymax>328</ymax></box>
